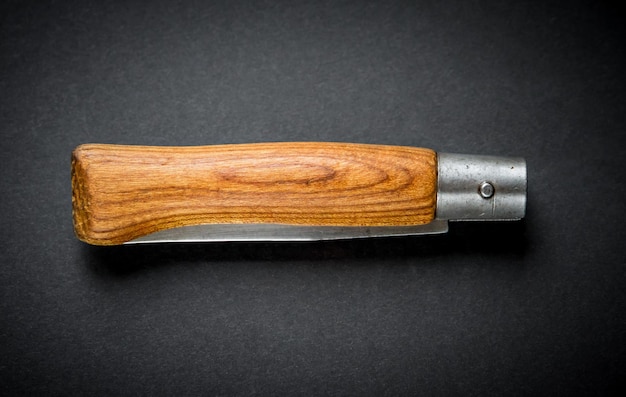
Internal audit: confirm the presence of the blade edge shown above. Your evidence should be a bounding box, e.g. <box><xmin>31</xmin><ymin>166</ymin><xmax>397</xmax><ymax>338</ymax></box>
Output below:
<box><xmin>125</xmin><ymin>221</ymin><xmax>449</xmax><ymax>244</ymax></box>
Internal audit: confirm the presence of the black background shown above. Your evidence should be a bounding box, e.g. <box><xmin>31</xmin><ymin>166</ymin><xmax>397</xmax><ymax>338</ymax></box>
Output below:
<box><xmin>2</xmin><ymin>0</ymin><xmax>625</xmax><ymax>395</ymax></box>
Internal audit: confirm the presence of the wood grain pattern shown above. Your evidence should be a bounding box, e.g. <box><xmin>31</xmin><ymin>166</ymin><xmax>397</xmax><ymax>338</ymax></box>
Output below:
<box><xmin>72</xmin><ymin>142</ymin><xmax>437</xmax><ymax>245</ymax></box>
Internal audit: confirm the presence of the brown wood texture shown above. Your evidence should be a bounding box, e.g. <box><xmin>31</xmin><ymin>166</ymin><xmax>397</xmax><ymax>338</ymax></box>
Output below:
<box><xmin>72</xmin><ymin>142</ymin><xmax>437</xmax><ymax>245</ymax></box>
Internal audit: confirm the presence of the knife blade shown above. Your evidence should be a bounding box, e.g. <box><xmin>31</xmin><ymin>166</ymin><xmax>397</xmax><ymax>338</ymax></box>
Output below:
<box><xmin>71</xmin><ymin>142</ymin><xmax>526</xmax><ymax>245</ymax></box>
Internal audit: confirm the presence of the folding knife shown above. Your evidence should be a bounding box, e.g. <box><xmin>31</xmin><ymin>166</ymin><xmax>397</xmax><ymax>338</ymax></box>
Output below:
<box><xmin>71</xmin><ymin>142</ymin><xmax>526</xmax><ymax>245</ymax></box>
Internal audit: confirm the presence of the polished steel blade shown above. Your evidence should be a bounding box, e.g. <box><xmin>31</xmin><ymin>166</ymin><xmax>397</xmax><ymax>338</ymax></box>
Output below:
<box><xmin>126</xmin><ymin>220</ymin><xmax>449</xmax><ymax>244</ymax></box>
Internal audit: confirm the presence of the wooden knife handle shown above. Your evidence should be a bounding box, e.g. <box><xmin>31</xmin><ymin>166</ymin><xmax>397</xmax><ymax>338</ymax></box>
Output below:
<box><xmin>72</xmin><ymin>142</ymin><xmax>437</xmax><ymax>245</ymax></box>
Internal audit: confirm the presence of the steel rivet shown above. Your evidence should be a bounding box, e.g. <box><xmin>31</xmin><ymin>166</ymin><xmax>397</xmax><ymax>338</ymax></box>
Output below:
<box><xmin>479</xmin><ymin>181</ymin><xmax>494</xmax><ymax>199</ymax></box>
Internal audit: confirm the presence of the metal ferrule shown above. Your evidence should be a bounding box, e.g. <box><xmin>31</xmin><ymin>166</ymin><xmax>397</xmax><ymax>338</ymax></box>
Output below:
<box><xmin>436</xmin><ymin>153</ymin><xmax>526</xmax><ymax>221</ymax></box>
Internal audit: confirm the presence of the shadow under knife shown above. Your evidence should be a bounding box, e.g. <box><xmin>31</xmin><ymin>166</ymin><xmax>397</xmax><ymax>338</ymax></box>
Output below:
<box><xmin>81</xmin><ymin>220</ymin><xmax>528</xmax><ymax>277</ymax></box>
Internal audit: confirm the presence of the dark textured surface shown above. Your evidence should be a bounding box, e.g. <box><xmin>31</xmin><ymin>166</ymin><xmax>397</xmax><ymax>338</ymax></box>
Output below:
<box><xmin>1</xmin><ymin>0</ymin><xmax>625</xmax><ymax>395</ymax></box>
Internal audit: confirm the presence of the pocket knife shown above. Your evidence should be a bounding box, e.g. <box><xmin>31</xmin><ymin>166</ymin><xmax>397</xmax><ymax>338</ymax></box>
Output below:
<box><xmin>71</xmin><ymin>142</ymin><xmax>526</xmax><ymax>245</ymax></box>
